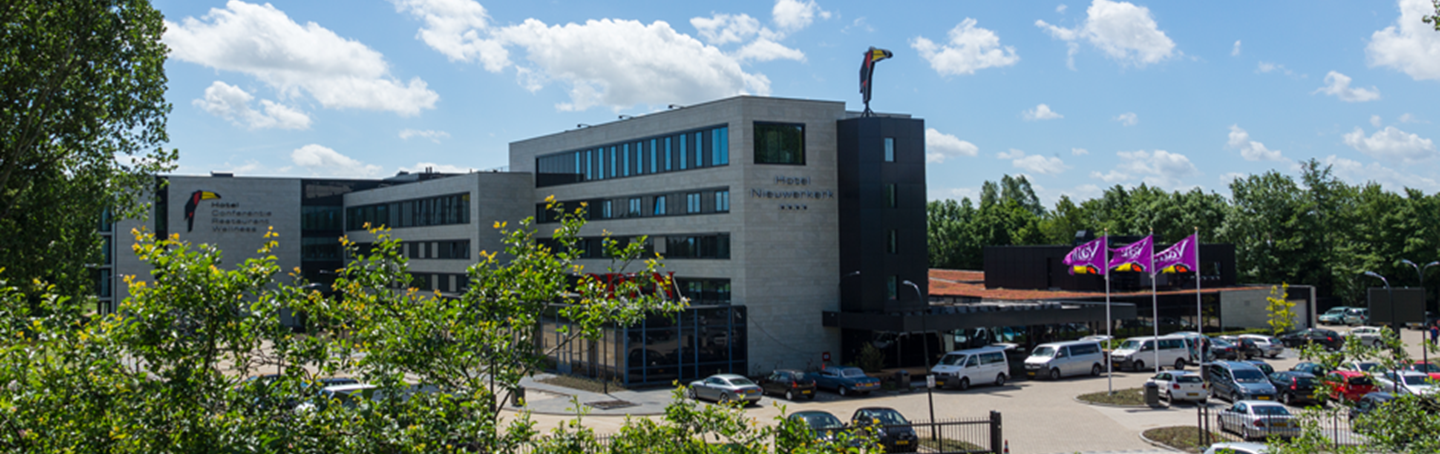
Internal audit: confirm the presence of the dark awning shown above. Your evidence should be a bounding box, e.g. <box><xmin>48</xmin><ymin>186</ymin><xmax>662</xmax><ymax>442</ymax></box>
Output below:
<box><xmin>823</xmin><ymin>301</ymin><xmax>1138</xmax><ymax>332</ymax></box>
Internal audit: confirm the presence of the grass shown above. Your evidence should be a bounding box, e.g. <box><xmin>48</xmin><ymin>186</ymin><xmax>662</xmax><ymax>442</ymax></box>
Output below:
<box><xmin>1143</xmin><ymin>426</ymin><xmax>1235</xmax><ymax>453</ymax></box>
<box><xmin>536</xmin><ymin>375</ymin><xmax>628</xmax><ymax>394</ymax></box>
<box><xmin>1076</xmin><ymin>387</ymin><xmax>1148</xmax><ymax>406</ymax></box>
<box><xmin>919</xmin><ymin>437</ymin><xmax>988</xmax><ymax>453</ymax></box>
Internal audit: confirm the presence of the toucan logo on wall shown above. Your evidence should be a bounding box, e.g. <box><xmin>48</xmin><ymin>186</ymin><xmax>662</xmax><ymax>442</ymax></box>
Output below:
<box><xmin>185</xmin><ymin>190</ymin><xmax>221</xmax><ymax>232</ymax></box>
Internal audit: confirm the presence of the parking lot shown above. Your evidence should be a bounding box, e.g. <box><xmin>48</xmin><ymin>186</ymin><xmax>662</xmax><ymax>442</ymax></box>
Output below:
<box><xmin>509</xmin><ymin>326</ymin><xmax>1435</xmax><ymax>453</ymax></box>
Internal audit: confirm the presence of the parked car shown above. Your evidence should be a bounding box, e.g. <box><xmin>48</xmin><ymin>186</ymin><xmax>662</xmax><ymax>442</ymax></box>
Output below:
<box><xmin>1324</xmin><ymin>370</ymin><xmax>1376</xmax><ymax>403</ymax></box>
<box><xmin>1342</xmin><ymin>360</ymin><xmax>1382</xmax><ymax>373</ymax></box>
<box><xmin>1343</xmin><ymin>308</ymin><xmax>1369</xmax><ymax>325</ymax></box>
<box><xmin>849</xmin><ymin>407</ymin><xmax>918</xmax><ymax>453</ymax></box>
<box><xmin>1373</xmin><ymin>370</ymin><xmax>1438</xmax><ymax>396</ymax></box>
<box><xmin>687</xmin><ymin>374</ymin><xmax>763</xmax><ymax>405</ymax></box>
<box><xmin>787</xmin><ymin>410</ymin><xmax>848</xmax><ymax>444</ymax></box>
<box><xmin>1209</xmin><ymin>338</ymin><xmax>1242</xmax><ymax>361</ymax></box>
<box><xmin>1402</xmin><ymin>361</ymin><xmax>1440</xmax><ymax>381</ymax></box>
<box><xmin>1217</xmin><ymin>401</ymin><xmax>1300</xmax><ymax>441</ymax></box>
<box><xmin>1277</xmin><ymin>328</ymin><xmax>1343</xmax><ymax>350</ymax></box>
<box><xmin>1345</xmin><ymin>326</ymin><xmax>1387</xmax><ymax>347</ymax></box>
<box><xmin>1348</xmin><ymin>392</ymin><xmax>1396</xmax><ymax>432</ymax></box>
<box><xmin>1024</xmin><ymin>340</ymin><xmax>1105</xmax><ymax>380</ymax></box>
<box><xmin>1290</xmin><ymin>362</ymin><xmax>1331</xmax><ymax>377</ymax></box>
<box><xmin>1268</xmin><ymin>371</ymin><xmax>1321</xmax><ymax>407</ymax></box>
<box><xmin>297</xmin><ymin>383</ymin><xmax>377</xmax><ymax>412</ymax></box>
<box><xmin>760</xmin><ymin>369</ymin><xmax>817</xmax><ymax>401</ymax></box>
<box><xmin>812</xmin><ymin>367</ymin><xmax>881</xmax><ymax>397</ymax></box>
<box><xmin>1206</xmin><ymin>361</ymin><xmax>1278</xmax><ymax>402</ymax></box>
<box><xmin>1203</xmin><ymin>441</ymin><xmax>1270</xmax><ymax>454</ymax></box>
<box><xmin>1110</xmin><ymin>336</ymin><xmax>1193</xmax><ymax>371</ymax></box>
<box><xmin>1238</xmin><ymin>334</ymin><xmax>1284</xmax><ymax>359</ymax></box>
<box><xmin>930</xmin><ymin>346</ymin><xmax>1010</xmax><ymax>391</ymax></box>
<box><xmin>1244</xmin><ymin>360</ymin><xmax>1275</xmax><ymax>376</ymax></box>
<box><xmin>1319</xmin><ymin>306</ymin><xmax>1353</xmax><ymax>325</ymax></box>
<box><xmin>1147</xmin><ymin>370</ymin><xmax>1209</xmax><ymax>403</ymax></box>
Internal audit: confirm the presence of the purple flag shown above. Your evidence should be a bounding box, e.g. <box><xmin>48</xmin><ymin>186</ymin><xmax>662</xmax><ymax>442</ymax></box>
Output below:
<box><xmin>1108</xmin><ymin>235</ymin><xmax>1153</xmax><ymax>274</ymax></box>
<box><xmin>1155</xmin><ymin>234</ymin><xmax>1199</xmax><ymax>274</ymax></box>
<box><xmin>1063</xmin><ymin>236</ymin><xmax>1107</xmax><ymax>275</ymax></box>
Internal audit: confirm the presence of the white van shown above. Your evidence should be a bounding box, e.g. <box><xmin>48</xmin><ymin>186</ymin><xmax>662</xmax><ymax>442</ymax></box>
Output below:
<box><xmin>1024</xmin><ymin>340</ymin><xmax>1106</xmax><ymax>380</ymax></box>
<box><xmin>930</xmin><ymin>346</ymin><xmax>1010</xmax><ymax>390</ymax></box>
<box><xmin>1110</xmin><ymin>336</ymin><xmax>1193</xmax><ymax>372</ymax></box>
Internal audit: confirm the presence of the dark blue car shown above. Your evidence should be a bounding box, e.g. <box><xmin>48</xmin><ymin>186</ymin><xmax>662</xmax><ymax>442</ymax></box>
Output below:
<box><xmin>812</xmin><ymin>367</ymin><xmax>881</xmax><ymax>397</ymax></box>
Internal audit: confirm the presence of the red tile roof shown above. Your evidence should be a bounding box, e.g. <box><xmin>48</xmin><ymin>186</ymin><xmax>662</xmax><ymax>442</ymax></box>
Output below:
<box><xmin>928</xmin><ymin>269</ymin><xmax>1255</xmax><ymax>301</ymax></box>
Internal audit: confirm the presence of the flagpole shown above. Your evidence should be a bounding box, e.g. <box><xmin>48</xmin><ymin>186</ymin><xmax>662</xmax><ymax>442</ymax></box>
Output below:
<box><xmin>1151</xmin><ymin>228</ymin><xmax>1159</xmax><ymax>375</ymax></box>
<box><xmin>1105</xmin><ymin>230</ymin><xmax>1112</xmax><ymax>395</ymax></box>
<box><xmin>1195</xmin><ymin>228</ymin><xmax>1204</xmax><ymax>372</ymax></box>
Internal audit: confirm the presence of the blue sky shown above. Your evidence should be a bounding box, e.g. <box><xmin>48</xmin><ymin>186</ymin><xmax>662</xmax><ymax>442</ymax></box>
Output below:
<box><xmin>154</xmin><ymin>0</ymin><xmax>1440</xmax><ymax>206</ymax></box>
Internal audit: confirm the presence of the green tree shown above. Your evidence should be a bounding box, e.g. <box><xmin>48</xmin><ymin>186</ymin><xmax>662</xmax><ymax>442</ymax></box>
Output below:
<box><xmin>0</xmin><ymin>0</ymin><xmax>176</xmax><ymax>309</ymax></box>
<box><xmin>1425</xmin><ymin>0</ymin><xmax>1440</xmax><ymax>30</ymax></box>
<box><xmin>1264</xmin><ymin>283</ymin><xmax>1296</xmax><ymax>336</ymax></box>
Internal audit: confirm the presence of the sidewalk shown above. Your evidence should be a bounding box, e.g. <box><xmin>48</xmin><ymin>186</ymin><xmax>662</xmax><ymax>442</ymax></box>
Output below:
<box><xmin>507</xmin><ymin>374</ymin><xmax>679</xmax><ymax>416</ymax></box>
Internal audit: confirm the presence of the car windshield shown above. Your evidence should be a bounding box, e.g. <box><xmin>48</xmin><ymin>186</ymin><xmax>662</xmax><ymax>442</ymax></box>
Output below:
<box><xmin>1348</xmin><ymin>376</ymin><xmax>1373</xmax><ymax>386</ymax></box>
<box><xmin>728</xmin><ymin>378</ymin><xmax>755</xmax><ymax>386</ymax></box>
<box><xmin>1410</xmin><ymin>363</ymin><xmax>1440</xmax><ymax>373</ymax></box>
<box><xmin>799</xmin><ymin>413</ymin><xmax>843</xmax><ymax>430</ymax></box>
<box><xmin>841</xmin><ymin>368</ymin><xmax>866</xmax><ymax>378</ymax></box>
<box><xmin>864</xmin><ymin>410</ymin><xmax>910</xmax><ymax>426</ymax></box>
<box><xmin>1295</xmin><ymin>377</ymin><xmax>1315</xmax><ymax>387</ymax></box>
<box><xmin>1326</xmin><ymin>308</ymin><xmax>1347</xmax><ymax>314</ymax></box>
<box><xmin>1031</xmin><ymin>346</ymin><xmax>1056</xmax><ymax>357</ymax></box>
<box><xmin>938</xmin><ymin>355</ymin><xmax>965</xmax><ymax>366</ymax></box>
<box><xmin>1119</xmin><ymin>340</ymin><xmax>1141</xmax><ymax>350</ymax></box>
<box><xmin>1402</xmin><ymin>375</ymin><xmax>1431</xmax><ymax>386</ymax></box>
<box><xmin>1252</xmin><ymin>405</ymin><xmax>1291</xmax><ymax>416</ymax></box>
<box><xmin>1234</xmin><ymin>369</ymin><xmax>1266</xmax><ymax>382</ymax></box>
<box><xmin>1176</xmin><ymin>375</ymin><xmax>1203</xmax><ymax>383</ymax></box>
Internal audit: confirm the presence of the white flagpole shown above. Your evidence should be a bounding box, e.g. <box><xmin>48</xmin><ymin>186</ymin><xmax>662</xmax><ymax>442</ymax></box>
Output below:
<box><xmin>1195</xmin><ymin>228</ymin><xmax>1204</xmax><ymax>371</ymax></box>
<box><xmin>1151</xmin><ymin>229</ymin><xmax>1159</xmax><ymax>375</ymax></box>
<box><xmin>1105</xmin><ymin>230</ymin><xmax>1113</xmax><ymax>394</ymax></box>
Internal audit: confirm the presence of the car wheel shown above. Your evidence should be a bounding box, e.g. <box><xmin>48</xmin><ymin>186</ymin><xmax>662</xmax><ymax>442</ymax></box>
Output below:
<box><xmin>1165</xmin><ymin>390</ymin><xmax>1173</xmax><ymax>402</ymax></box>
<box><xmin>838</xmin><ymin>386</ymin><xmax>848</xmax><ymax>397</ymax></box>
<box><xmin>958</xmin><ymin>377</ymin><xmax>970</xmax><ymax>391</ymax></box>
<box><xmin>1281</xmin><ymin>392</ymin><xmax>1291</xmax><ymax>406</ymax></box>
<box><xmin>687</xmin><ymin>388</ymin><xmax>697</xmax><ymax>400</ymax></box>
<box><xmin>1174</xmin><ymin>358</ymin><xmax>1186</xmax><ymax>370</ymax></box>
<box><xmin>718</xmin><ymin>393</ymin><xmax>731</xmax><ymax>405</ymax></box>
<box><xmin>1049</xmin><ymin>368</ymin><xmax>1061</xmax><ymax>380</ymax></box>
<box><xmin>1133</xmin><ymin>360</ymin><xmax>1145</xmax><ymax>372</ymax></box>
<box><xmin>785</xmin><ymin>390</ymin><xmax>795</xmax><ymax>401</ymax></box>
<box><xmin>1092</xmin><ymin>364</ymin><xmax>1102</xmax><ymax>376</ymax></box>
<box><xmin>996</xmin><ymin>373</ymin><xmax>1006</xmax><ymax>387</ymax></box>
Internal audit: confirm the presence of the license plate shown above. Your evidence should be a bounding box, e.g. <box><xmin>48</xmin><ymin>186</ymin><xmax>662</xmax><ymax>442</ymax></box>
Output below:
<box><xmin>1027</xmin><ymin>372</ymin><xmax>1036</xmax><ymax>377</ymax></box>
<box><xmin>896</xmin><ymin>441</ymin><xmax>909</xmax><ymax>446</ymax></box>
<box><xmin>1186</xmin><ymin>393</ymin><xmax>1198</xmax><ymax>397</ymax></box>
<box><xmin>1258</xmin><ymin>396</ymin><xmax>1270</xmax><ymax>400</ymax></box>
<box><xmin>801</xmin><ymin>390</ymin><xmax>812</xmax><ymax>394</ymax></box>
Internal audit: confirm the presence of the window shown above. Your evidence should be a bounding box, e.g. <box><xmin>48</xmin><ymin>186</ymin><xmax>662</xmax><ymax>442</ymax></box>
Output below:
<box><xmin>694</xmin><ymin>132</ymin><xmax>703</xmax><ymax>168</ymax></box>
<box><xmin>650</xmin><ymin>139</ymin><xmax>658</xmax><ymax>173</ymax></box>
<box><xmin>653</xmin><ymin>195</ymin><xmax>667</xmax><ymax>215</ymax></box>
<box><xmin>665</xmin><ymin>234</ymin><xmax>730</xmax><ymax>259</ymax></box>
<box><xmin>597</xmin><ymin>148</ymin><xmax>605</xmax><ymax>180</ymax></box>
<box><xmin>622</xmin><ymin>144</ymin><xmax>630</xmax><ymax>176</ymax></box>
<box><xmin>602</xmin><ymin>200</ymin><xmax>613</xmax><ymax>219</ymax></box>
<box><xmin>610</xmin><ymin>146</ymin><xmax>618</xmax><ymax>178</ymax></box>
<box><xmin>665</xmin><ymin>137</ymin><xmax>673</xmax><ymax>170</ymax></box>
<box><xmin>715</xmin><ymin>190</ymin><xmax>729</xmax><ymax>212</ymax></box>
<box><xmin>346</xmin><ymin>194</ymin><xmax>469</xmax><ymax>231</ymax></box>
<box><xmin>679</xmin><ymin>134</ymin><xmax>688</xmax><ymax>169</ymax></box>
<box><xmin>687</xmin><ymin>192</ymin><xmax>701</xmax><ymax>213</ymax></box>
<box><xmin>887</xmin><ymin>230</ymin><xmax>897</xmax><ymax>254</ymax></box>
<box><xmin>584</xmin><ymin>150</ymin><xmax>593</xmax><ymax>180</ymax></box>
<box><xmin>712</xmin><ymin>126</ymin><xmax>729</xmax><ymax>165</ymax></box>
<box><xmin>885</xmin><ymin>184</ymin><xmax>896</xmax><ymax>208</ymax></box>
<box><xmin>754</xmin><ymin>122</ymin><xmax>805</xmax><ymax>165</ymax></box>
<box><xmin>628</xmin><ymin>198</ymin><xmax>641</xmax><ymax>217</ymax></box>
<box><xmin>884</xmin><ymin>137</ymin><xmax>895</xmax><ymax>162</ymax></box>
<box><xmin>887</xmin><ymin>275</ymin><xmax>897</xmax><ymax>300</ymax></box>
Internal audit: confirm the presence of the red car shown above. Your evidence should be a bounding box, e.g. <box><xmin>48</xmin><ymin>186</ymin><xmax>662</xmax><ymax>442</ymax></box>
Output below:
<box><xmin>1325</xmin><ymin>370</ymin><xmax>1376</xmax><ymax>403</ymax></box>
<box><xmin>1402</xmin><ymin>361</ymin><xmax>1440</xmax><ymax>382</ymax></box>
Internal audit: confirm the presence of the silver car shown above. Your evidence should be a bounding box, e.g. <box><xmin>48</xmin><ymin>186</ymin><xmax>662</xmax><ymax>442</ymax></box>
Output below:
<box><xmin>1218</xmin><ymin>401</ymin><xmax>1300</xmax><ymax>440</ymax></box>
<box><xmin>1238</xmin><ymin>334</ymin><xmax>1284</xmax><ymax>359</ymax></box>
<box><xmin>1373</xmin><ymin>370</ymin><xmax>1438</xmax><ymax>396</ymax></box>
<box><xmin>688</xmin><ymin>374</ymin><xmax>763</xmax><ymax>405</ymax></box>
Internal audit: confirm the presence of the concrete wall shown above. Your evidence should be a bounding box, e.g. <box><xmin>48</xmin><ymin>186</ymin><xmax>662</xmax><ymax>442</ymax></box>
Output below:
<box><xmin>510</xmin><ymin>96</ymin><xmax>850</xmax><ymax>374</ymax></box>
<box><xmin>1219</xmin><ymin>288</ymin><xmax>1311</xmax><ymax>331</ymax></box>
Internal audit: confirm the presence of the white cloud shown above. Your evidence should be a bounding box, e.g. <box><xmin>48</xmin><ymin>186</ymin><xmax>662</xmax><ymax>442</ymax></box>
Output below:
<box><xmin>772</xmin><ymin>0</ymin><xmax>830</xmax><ymax>32</ymax></box>
<box><xmin>166</xmin><ymin>1</ymin><xmax>439</xmax><ymax>116</ymax></box>
<box><xmin>290</xmin><ymin>144</ymin><xmax>382</xmax><ymax>177</ymax></box>
<box><xmin>1323</xmin><ymin>155</ymin><xmax>1439</xmax><ymax>191</ymax></box>
<box><xmin>1114</xmin><ymin>112</ymin><xmax>1137</xmax><ymax>126</ymax></box>
<box><xmin>1371</xmin><ymin>115</ymin><xmax>1383</xmax><ymax>128</ymax></box>
<box><xmin>193</xmin><ymin>81</ymin><xmax>311</xmax><ymax>130</ymax></box>
<box><xmin>924</xmin><ymin>128</ymin><xmax>979</xmax><ymax>163</ymax></box>
<box><xmin>1023</xmin><ymin>103</ymin><xmax>1063</xmax><ymax>120</ymax></box>
<box><xmin>399</xmin><ymin>162</ymin><xmax>475</xmax><ymax>174</ymax></box>
<box><xmin>1366</xmin><ymin>0</ymin><xmax>1440</xmax><ymax>81</ymax></box>
<box><xmin>1035</xmin><ymin>0</ymin><xmax>1177</xmax><ymax>68</ymax></box>
<box><xmin>911</xmin><ymin>18</ymin><xmax>1020</xmax><ymax>76</ymax></box>
<box><xmin>734</xmin><ymin>38</ymin><xmax>806</xmax><ymax>63</ymax></box>
<box><xmin>398</xmin><ymin>129</ymin><xmax>451</xmax><ymax>143</ymax></box>
<box><xmin>1109</xmin><ymin>149</ymin><xmax>1198</xmax><ymax>187</ymax></box>
<box><xmin>1231</xmin><ymin>40</ymin><xmax>1241</xmax><ymax>56</ymax></box>
<box><xmin>928</xmin><ymin>187</ymin><xmax>979</xmax><ymax>202</ymax></box>
<box><xmin>998</xmin><ymin>149</ymin><xmax>1069</xmax><ymax>174</ymax></box>
<box><xmin>1342</xmin><ymin>126</ymin><xmax>1437</xmax><ymax>163</ymax></box>
<box><xmin>1071</xmin><ymin>147</ymin><xmax>1089</xmax><ymax>155</ymax></box>
<box><xmin>1399</xmin><ymin>113</ymin><xmax>1422</xmax><ymax>123</ymax></box>
<box><xmin>1315</xmin><ymin>71</ymin><xmax>1380</xmax><ymax>102</ymax></box>
<box><xmin>391</xmin><ymin>0</ymin><xmax>509</xmax><ymax>71</ymax></box>
<box><xmin>1226</xmin><ymin>125</ymin><xmax>1284</xmax><ymax>161</ymax></box>
<box><xmin>691</xmin><ymin>13</ymin><xmax>761</xmax><ymax>45</ymax></box>
<box><xmin>1220</xmin><ymin>172</ymin><xmax>1246</xmax><ymax>184</ymax></box>
<box><xmin>1057</xmin><ymin>4</ymin><xmax>1068</xmax><ymax>13</ymax></box>
<box><xmin>1090</xmin><ymin>169</ymin><xmax>1129</xmax><ymax>183</ymax></box>
<box><xmin>842</xmin><ymin>17</ymin><xmax>874</xmax><ymax>34</ymax></box>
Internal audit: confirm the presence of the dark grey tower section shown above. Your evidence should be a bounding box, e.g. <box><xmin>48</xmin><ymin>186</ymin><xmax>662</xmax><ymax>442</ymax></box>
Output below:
<box><xmin>837</xmin><ymin>116</ymin><xmax>928</xmax><ymax>313</ymax></box>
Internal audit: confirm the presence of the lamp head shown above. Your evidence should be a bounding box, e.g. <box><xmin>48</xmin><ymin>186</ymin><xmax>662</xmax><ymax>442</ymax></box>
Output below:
<box><xmin>1402</xmin><ymin>259</ymin><xmax>1417</xmax><ymax>267</ymax></box>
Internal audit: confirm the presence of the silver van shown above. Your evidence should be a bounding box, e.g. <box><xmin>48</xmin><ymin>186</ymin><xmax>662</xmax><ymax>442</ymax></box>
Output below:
<box><xmin>1024</xmin><ymin>341</ymin><xmax>1105</xmax><ymax>380</ymax></box>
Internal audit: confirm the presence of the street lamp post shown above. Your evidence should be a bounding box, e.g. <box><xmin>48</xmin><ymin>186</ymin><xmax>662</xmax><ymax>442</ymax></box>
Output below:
<box><xmin>902</xmin><ymin>279</ymin><xmax>935</xmax><ymax>442</ymax></box>
<box><xmin>1399</xmin><ymin>259</ymin><xmax>1439</xmax><ymax>366</ymax></box>
<box><xmin>1362</xmin><ymin>271</ymin><xmax>1398</xmax><ymax>394</ymax></box>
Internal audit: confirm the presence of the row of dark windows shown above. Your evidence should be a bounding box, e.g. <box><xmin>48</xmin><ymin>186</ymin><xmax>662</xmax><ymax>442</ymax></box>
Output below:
<box><xmin>407</xmin><ymin>272</ymin><xmax>470</xmax><ymax>294</ymax></box>
<box><xmin>350</xmin><ymin>240</ymin><xmax>470</xmax><ymax>261</ymax></box>
<box><xmin>535</xmin><ymin>126</ymin><xmax>730</xmax><ymax>187</ymax></box>
<box><xmin>539</xmin><ymin>233</ymin><xmax>730</xmax><ymax>260</ymax></box>
<box><xmin>537</xmin><ymin>188</ymin><xmax>730</xmax><ymax>223</ymax></box>
<box><xmin>345</xmin><ymin>193</ymin><xmax>470</xmax><ymax>231</ymax></box>
<box><xmin>303</xmin><ymin>206</ymin><xmax>343</xmax><ymax>231</ymax></box>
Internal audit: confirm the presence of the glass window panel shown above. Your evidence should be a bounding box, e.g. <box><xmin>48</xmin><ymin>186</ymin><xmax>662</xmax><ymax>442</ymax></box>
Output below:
<box><xmin>754</xmin><ymin>123</ymin><xmax>805</xmax><ymax>164</ymax></box>
<box><xmin>679</xmin><ymin>134</ymin><xmax>688</xmax><ymax>169</ymax></box>
<box><xmin>884</xmin><ymin>137</ymin><xmax>895</xmax><ymax>162</ymax></box>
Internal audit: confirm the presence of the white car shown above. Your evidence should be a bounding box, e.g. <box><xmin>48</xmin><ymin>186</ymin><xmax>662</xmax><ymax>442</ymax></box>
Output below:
<box><xmin>1373</xmin><ymin>370</ymin><xmax>1438</xmax><ymax>396</ymax></box>
<box><xmin>1346</xmin><ymin>326</ymin><xmax>1387</xmax><ymax>347</ymax></box>
<box><xmin>1148</xmin><ymin>370</ymin><xmax>1209</xmax><ymax>403</ymax></box>
<box><xmin>1204</xmin><ymin>442</ymin><xmax>1269</xmax><ymax>454</ymax></box>
<box><xmin>1238</xmin><ymin>334</ymin><xmax>1284</xmax><ymax>359</ymax></box>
